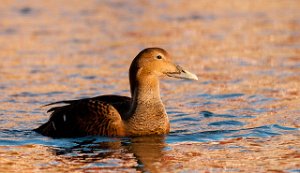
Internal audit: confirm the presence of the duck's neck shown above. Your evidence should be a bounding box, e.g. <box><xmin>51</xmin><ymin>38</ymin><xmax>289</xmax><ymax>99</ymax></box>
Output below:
<box><xmin>129</xmin><ymin>75</ymin><xmax>163</xmax><ymax>113</ymax></box>
<box><xmin>126</xmin><ymin>71</ymin><xmax>169</xmax><ymax>136</ymax></box>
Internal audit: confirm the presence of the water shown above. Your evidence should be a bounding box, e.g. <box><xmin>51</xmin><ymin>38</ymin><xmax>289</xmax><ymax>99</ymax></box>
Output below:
<box><xmin>1</xmin><ymin>0</ymin><xmax>300</xmax><ymax>172</ymax></box>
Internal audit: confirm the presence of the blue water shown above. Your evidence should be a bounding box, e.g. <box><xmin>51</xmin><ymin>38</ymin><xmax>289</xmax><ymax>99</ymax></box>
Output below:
<box><xmin>0</xmin><ymin>89</ymin><xmax>298</xmax><ymax>146</ymax></box>
<box><xmin>0</xmin><ymin>108</ymin><xmax>298</xmax><ymax>146</ymax></box>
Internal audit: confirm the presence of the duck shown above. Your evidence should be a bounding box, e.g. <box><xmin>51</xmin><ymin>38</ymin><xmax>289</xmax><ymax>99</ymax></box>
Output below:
<box><xmin>34</xmin><ymin>47</ymin><xmax>198</xmax><ymax>138</ymax></box>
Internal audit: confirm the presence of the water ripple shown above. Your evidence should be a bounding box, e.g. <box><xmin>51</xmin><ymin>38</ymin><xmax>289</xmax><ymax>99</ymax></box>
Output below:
<box><xmin>198</xmin><ymin>93</ymin><xmax>244</xmax><ymax>100</ymax></box>
<box><xmin>208</xmin><ymin>120</ymin><xmax>245</xmax><ymax>127</ymax></box>
<box><xmin>167</xmin><ymin>124</ymin><xmax>298</xmax><ymax>143</ymax></box>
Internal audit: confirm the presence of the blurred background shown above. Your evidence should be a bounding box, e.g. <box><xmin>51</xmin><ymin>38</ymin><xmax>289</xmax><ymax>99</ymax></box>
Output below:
<box><xmin>0</xmin><ymin>0</ymin><xmax>299</xmax><ymax>172</ymax></box>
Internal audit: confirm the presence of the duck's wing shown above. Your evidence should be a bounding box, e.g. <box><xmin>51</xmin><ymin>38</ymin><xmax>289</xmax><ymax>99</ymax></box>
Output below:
<box><xmin>90</xmin><ymin>95</ymin><xmax>131</xmax><ymax>119</ymax></box>
<box><xmin>35</xmin><ymin>95</ymin><xmax>131</xmax><ymax>138</ymax></box>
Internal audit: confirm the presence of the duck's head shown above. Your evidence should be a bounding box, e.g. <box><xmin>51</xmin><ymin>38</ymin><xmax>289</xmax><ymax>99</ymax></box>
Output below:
<box><xmin>129</xmin><ymin>48</ymin><xmax>198</xmax><ymax>94</ymax></box>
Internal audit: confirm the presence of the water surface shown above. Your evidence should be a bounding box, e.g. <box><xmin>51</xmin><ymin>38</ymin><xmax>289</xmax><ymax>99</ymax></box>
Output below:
<box><xmin>0</xmin><ymin>1</ymin><xmax>300</xmax><ymax>172</ymax></box>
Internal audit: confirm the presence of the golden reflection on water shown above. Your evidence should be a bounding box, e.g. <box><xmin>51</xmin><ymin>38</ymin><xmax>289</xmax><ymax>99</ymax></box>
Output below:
<box><xmin>0</xmin><ymin>0</ymin><xmax>300</xmax><ymax>172</ymax></box>
<box><xmin>0</xmin><ymin>136</ymin><xmax>166</xmax><ymax>172</ymax></box>
<box><xmin>50</xmin><ymin>136</ymin><xmax>166</xmax><ymax>172</ymax></box>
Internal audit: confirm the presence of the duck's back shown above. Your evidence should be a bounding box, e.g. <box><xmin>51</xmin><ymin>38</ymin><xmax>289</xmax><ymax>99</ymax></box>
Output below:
<box><xmin>34</xmin><ymin>95</ymin><xmax>131</xmax><ymax>138</ymax></box>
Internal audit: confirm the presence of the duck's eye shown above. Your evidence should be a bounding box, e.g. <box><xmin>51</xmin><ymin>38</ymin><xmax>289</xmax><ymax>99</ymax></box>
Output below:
<box><xmin>156</xmin><ymin>55</ymin><xmax>162</xmax><ymax>59</ymax></box>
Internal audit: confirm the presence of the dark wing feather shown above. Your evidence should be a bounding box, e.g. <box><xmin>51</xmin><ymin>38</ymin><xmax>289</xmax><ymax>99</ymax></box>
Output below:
<box><xmin>45</xmin><ymin>95</ymin><xmax>131</xmax><ymax>119</ymax></box>
<box><xmin>35</xmin><ymin>95</ymin><xmax>131</xmax><ymax>138</ymax></box>
<box><xmin>90</xmin><ymin>95</ymin><xmax>131</xmax><ymax>119</ymax></box>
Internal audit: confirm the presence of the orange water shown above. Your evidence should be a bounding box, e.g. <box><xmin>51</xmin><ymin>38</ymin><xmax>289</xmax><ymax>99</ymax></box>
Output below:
<box><xmin>0</xmin><ymin>1</ymin><xmax>300</xmax><ymax>172</ymax></box>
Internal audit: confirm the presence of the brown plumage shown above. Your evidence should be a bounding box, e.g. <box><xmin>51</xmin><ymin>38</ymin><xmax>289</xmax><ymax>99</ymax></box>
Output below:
<box><xmin>34</xmin><ymin>48</ymin><xmax>198</xmax><ymax>138</ymax></box>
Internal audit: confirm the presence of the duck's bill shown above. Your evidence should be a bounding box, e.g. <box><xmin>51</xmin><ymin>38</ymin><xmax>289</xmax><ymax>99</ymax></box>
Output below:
<box><xmin>166</xmin><ymin>65</ymin><xmax>198</xmax><ymax>80</ymax></box>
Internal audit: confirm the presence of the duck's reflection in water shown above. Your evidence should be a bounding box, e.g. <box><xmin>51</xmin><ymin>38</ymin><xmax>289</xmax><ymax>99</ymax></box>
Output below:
<box><xmin>51</xmin><ymin>135</ymin><xmax>166</xmax><ymax>172</ymax></box>
<box><xmin>127</xmin><ymin>135</ymin><xmax>166</xmax><ymax>172</ymax></box>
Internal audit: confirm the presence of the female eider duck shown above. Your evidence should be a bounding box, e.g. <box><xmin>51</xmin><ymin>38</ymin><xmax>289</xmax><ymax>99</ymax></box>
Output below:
<box><xmin>34</xmin><ymin>48</ymin><xmax>198</xmax><ymax>137</ymax></box>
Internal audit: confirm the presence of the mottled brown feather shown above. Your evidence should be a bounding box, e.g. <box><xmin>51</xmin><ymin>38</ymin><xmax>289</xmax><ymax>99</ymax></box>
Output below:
<box><xmin>34</xmin><ymin>95</ymin><xmax>130</xmax><ymax>137</ymax></box>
